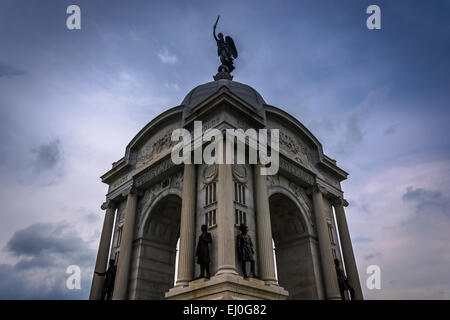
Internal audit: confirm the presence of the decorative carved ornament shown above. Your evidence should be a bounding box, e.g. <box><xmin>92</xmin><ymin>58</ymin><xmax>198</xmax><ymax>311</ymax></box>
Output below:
<box><xmin>279</xmin><ymin>158</ymin><xmax>315</xmax><ymax>186</ymax></box>
<box><xmin>266</xmin><ymin>174</ymin><xmax>279</xmax><ymax>187</ymax></box>
<box><xmin>135</xmin><ymin>157</ymin><xmax>176</xmax><ymax>188</ymax></box>
<box><xmin>203</xmin><ymin>164</ymin><xmax>218</xmax><ymax>185</ymax></box>
<box><xmin>279</xmin><ymin>131</ymin><xmax>313</xmax><ymax>168</ymax></box>
<box><xmin>333</xmin><ymin>197</ymin><xmax>349</xmax><ymax>208</ymax></box>
<box><xmin>101</xmin><ymin>200</ymin><xmax>115</xmax><ymax>211</ymax></box>
<box><xmin>136</xmin><ymin>131</ymin><xmax>178</xmax><ymax>168</ymax></box>
<box><xmin>232</xmin><ymin>164</ymin><xmax>247</xmax><ymax>184</ymax></box>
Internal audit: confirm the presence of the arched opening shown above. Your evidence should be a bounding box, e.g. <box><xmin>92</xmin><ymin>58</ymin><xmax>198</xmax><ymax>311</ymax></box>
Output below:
<box><xmin>269</xmin><ymin>193</ymin><xmax>321</xmax><ymax>299</ymax></box>
<box><xmin>134</xmin><ymin>194</ymin><xmax>181</xmax><ymax>299</ymax></box>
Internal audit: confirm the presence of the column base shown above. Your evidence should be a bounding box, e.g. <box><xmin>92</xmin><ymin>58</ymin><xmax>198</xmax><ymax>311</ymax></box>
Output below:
<box><xmin>165</xmin><ymin>274</ymin><xmax>289</xmax><ymax>300</ymax></box>
<box><xmin>215</xmin><ymin>265</ymin><xmax>238</xmax><ymax>276</ymax></box>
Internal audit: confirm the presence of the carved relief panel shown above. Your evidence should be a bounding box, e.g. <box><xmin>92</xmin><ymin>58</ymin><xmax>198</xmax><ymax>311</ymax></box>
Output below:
<box><xmin>266</xmin><ymin>118</ymin><xmax>316</xmax><ymax>170</ymax></box>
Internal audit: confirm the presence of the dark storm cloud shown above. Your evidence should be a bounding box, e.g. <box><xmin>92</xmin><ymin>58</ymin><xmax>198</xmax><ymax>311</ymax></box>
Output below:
<box><xmin>0</xmin><ymin>63</ymin><xmax>25</xmax><ymax>78</ymax></box>
<box><xmin>0</xmin><ymin>263</ymin><xmax>90</xmax><ymax>299</ymax></box>
<box><xmin>0</xmin><ymin>222</ymin><xmax>96</xmax><ymax>299</ymax></box>
<box><xmin>31</xmin><ymin>139</ymin><xmax>62</xmax><ymax>172</ymax></box>
<box><xmin>403</xmin><ymin>186</ymin><xmax>450</xmax><ymax>216</ymax></box>
<box><xmin>6</xmin><ymin>222</ymin><xmax>95</xmax><ymax>267</ymax></box>
<box><xmin>0</xmin><ymin>264</ymin><xmax>29</xmax><ymax>299</ymax></box>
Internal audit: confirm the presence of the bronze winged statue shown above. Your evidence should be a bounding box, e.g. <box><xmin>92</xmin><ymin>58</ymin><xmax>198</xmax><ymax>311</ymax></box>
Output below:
<box><xmin>213</xmin><ymin>15</ymin><xmax>238</xmax><ymax>73</ymax></box>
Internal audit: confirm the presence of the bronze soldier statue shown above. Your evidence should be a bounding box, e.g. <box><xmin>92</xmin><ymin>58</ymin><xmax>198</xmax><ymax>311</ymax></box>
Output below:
<box><xmin>195</xmin><ymin>224</ymin><xmax>212</xmax><ymax>279</ymax></box>
<box><xmin>335</xmin><ymin>258</ymin><xmax>355</xmax><ymax>300</ymax></box>
<box><xmin>95</xmin><ymin>259</ymin><xmax>117</xmax><ymax>300</ymax></box>
<box><xmin>237</xmin><ymin>224</ymin><xmax>257</xmax><ymax>278</ymax></box>
<box><xmin>213</xmin><ymin>15</ymin><xmax>238</xmax><ymax>73</ymax></box>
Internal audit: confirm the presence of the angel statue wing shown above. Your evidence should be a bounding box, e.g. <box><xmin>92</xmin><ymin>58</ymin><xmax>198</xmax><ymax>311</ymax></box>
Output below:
<box><xmin>225</xmin><ymin>36</ymin><xmax>238</xmax><ymax>59</ymax></box>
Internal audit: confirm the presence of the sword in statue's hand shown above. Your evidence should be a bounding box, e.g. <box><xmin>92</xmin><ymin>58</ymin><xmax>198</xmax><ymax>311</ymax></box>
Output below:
<box><xmin>214</xmin><ymin>15</ymin><xmax>220</xmax><ymax>28</ymax></box>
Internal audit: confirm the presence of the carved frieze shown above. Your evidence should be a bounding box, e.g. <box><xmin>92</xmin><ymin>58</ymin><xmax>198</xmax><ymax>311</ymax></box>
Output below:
<box><xmin>320</xmin><ymin>169</ymin><xmax>341</xmax><ymax>190</ymax></box>
<box><xmin>279</xmin><ymin>158</ymin><xmax>315</xmax><ymax>186</ymax></box>
<box><xmin>279</xmin><ymin>131</ymin><xmax>313</xmax><ymax>169</ymax></box>
<box><xmin>110</xmin><ymin>172</ymin><xmax>130</xmax><ymax>191</ymax></box>
<box><xmin>136</xmin><ymin>129</ymin><xmax>178</xmax><ymax>170</ymax></box>
<box><xmin>134</xmin><ymin>157</ymin><xmax>177</xmax><ymax>188</ymax></box>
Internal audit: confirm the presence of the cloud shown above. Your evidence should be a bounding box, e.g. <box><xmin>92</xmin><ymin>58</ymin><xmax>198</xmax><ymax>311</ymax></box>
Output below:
<box><xmin>344</xmin><ymin>159</ymin><xmax>450</xmax><ymax>299</ymax></box>
<box><xmin>352</xmin><ymin>237</ymin><xmax>372</xmax><ymax>243</ymax></box>
<box><xmin>403</xmin><ymin>186</ymin><xmax>450</xmax><ymax>216</ymax></box>
<box><xmin>384</xmin><ymin>124</ymin><xmax>399</xmax><ymax>135</ymax></box>
<box><xmin>6</xmin><ymin>222</ymin><xmax>91</xmax><ymax>261</ymax></box>
<box><xmin>0</xmin><ymin>222</ymin><xmax>96</xmax><ymax>299</ymax></box>
<box><xmin>157</xmin><ymin>48</ymin><xmax>178</xmax><ymax>64</ymax></box>
<box><xmin>0</xmin><ymin>63</ymin><xmax>25</xmax><ymax>78</ymax></box>
<box><xmin>364</xmin><ymin>252</ymin><xmax>382</xmax><ymax>261</ymax></box>
<box><xmin>31</xmin><ymin>139</ymin><xmax>62</xmax><ymax>172</ymax></box>
<box><xmin>164</xmin><ymin>82</ymin><xmax>180</xmax><ymax>91</ymax></box>
<box><xmin>19</xmin><ymin>139</ymin><xmax>65</xmax><ymax>186</ymax></box>
<box><xmin>333</xmin><ymin>112</ymin><xmax>364</xmax><ymax>155</ymax></box>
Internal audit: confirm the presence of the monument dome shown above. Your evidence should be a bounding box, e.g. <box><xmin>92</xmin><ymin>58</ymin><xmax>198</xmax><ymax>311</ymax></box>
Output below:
<box><xmin>181</xmin><ymin>78</ymin><xmax>266</xmax><ymax>116</ymax></box>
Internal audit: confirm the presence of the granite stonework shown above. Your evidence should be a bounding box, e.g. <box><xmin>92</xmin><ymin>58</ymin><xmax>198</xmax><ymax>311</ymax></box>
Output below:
<box><xmin>89</xmin><ymin>75</ymin><xmax>363</xmax><ymax>300</ymax></box>
<box><xmin>165</xmin><ymin>274</ymin><xmax>288</xmax><ymax>300</ymax></box>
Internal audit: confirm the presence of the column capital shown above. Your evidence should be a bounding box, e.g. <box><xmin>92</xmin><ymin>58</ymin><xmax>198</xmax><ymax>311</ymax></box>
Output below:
<box><xmin>333</xmin><ymin>197</ymin><xmax>349</xmax><ymax>208</ymax></box>
<box><xmin>121</xmin><ymin>185</ymin><xmax>143</xmax><ymax>198</ymax></box>
<box><xmin>101</xmin><ymin>200</ymin><xmax>116</xmax><ymax>211</ymax></box>
<box><xmin>311</xmin><ymin>183</ymin><xmax>327</xmax><ymax>195</ymax></box>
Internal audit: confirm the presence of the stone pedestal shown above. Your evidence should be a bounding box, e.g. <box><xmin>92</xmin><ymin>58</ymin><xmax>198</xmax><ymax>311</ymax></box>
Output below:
<box><xmin>213</xmin><ymin>71</ymin><xmax>233</xmax><ymax>81</ymax></box>
<box><xmin>165</xmin><ymin>274</ymin><xmax>288</xmax><ymax>300</ymax></box>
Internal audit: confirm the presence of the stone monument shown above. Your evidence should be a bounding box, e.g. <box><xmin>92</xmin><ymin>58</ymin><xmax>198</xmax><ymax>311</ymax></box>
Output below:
<box><xmin>89</xmin><ymin>20</ymin><xmax>363</xmax><ymax>300</ymax></box>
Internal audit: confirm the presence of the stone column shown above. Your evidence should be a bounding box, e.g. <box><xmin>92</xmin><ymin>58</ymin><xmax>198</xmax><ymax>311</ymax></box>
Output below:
<box><xmin>312</xmin><ymin>184</ymin><xmax>341</xmax><ymax>300</ymax></box>
<box><xmin>216</xmin><ymin>160</ymin><xmax>237</xmax><ymax>275</ymax></box>
<box><xmin>253</xmin><ymin>164</ymin><xmax>277</xmax><ymax>284</ymax></box>
<box><xmin>334</xmin><ymin>198</ymin><xmax>364</xmax><ymax>300</ymax></box>
<box><xmin>89</xmin><ymin>201</ymin><xmax>116</xmax><ymax>300</ymax></box>
<box><xmin>176</xmin><ymin>163</ymin><xmax>197</xmax><ymax>286</ymax></box>
<box><xmin>112</xmin><ymin>187</ymin><xmax>139</xmax><ymax>300</ymax></box>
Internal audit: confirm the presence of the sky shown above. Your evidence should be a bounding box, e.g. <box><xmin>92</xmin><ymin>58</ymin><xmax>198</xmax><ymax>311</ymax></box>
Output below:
<box><xmin>0</xmin><ymin>0</ymin><xmax>449</xmax><ymax>299</ymax></box>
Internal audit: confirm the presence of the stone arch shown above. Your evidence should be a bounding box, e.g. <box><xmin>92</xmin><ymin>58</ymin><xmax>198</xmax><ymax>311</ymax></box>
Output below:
<box><xmin>132</xmin><ymin>193</ymin><xmax>182</xmax><ymax>299</ymax></box>
<box><xmin>268</xmin><ymin>185</ymin><xmax>314</xmax><ymax>235</ymax></box>
<box><xmin>269</xmin><ymin>191</ymin><xmax>322</xmax><ymax>299</ymax></box>
<box><xmin>138</xmin><ymin>187</ymin><xmax>183</xmax><ymax>238</ymax></box>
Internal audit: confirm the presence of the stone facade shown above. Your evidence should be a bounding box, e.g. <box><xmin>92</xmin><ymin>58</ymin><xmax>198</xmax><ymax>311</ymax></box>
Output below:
<box><xmin>89</xmin><ymin>76</ymin><xmax>363</xmax><ymax>300</ymax></box>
